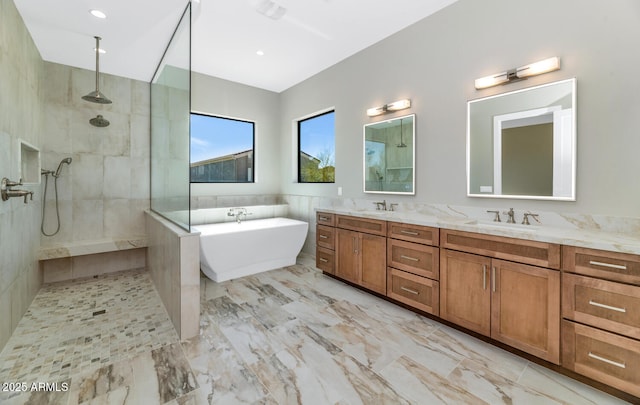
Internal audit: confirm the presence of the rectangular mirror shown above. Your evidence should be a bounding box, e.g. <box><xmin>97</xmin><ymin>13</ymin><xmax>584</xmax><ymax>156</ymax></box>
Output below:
<box><xmin>467</xmin><ymin>78</ymin><xmax>576</xmax><ymax>200</ymax></box>
<box><xmin>364</xmin><ymin>114</ymin><xmax>415</xmax><ymax>195</ymax></box>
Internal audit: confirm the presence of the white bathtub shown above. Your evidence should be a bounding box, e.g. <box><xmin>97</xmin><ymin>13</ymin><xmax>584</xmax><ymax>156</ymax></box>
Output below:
<box><xmin>192</xmin><ymin>217</ymin><xmax>309</xmax><ymax>282</ymax></box>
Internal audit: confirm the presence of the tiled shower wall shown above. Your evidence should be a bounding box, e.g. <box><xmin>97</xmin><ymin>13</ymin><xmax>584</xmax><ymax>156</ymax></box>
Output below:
<box><xmin>0</xmin><ymin>0</ymin><xmax>45</xmax><ymax>351</ymax></box>
<box><xmin>40</xmin><ymin>62</ymin><xmax>151</xmax><ymax>247</ymax></box>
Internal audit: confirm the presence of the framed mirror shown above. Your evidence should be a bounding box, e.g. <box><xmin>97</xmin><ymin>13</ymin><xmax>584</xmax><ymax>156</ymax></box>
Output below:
<box><xmin>467</xmin><ymin>78</ymin><xmax>576</xmax><ymax>200</ymax></box>
<box><xmin>364</xmin><ymin>114</ymin><xmax>415</xmax><ymax>195</ymax></box>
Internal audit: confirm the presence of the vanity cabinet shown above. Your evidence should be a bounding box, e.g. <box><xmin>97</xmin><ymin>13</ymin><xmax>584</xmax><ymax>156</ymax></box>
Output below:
<box><xmin>440</xmin><ymin>229</ymin><xmax>561</xmax><ymax>364</ymax></box>
<box><xmin>334</xmin><ymin>215</ymin><xmax>387</xmax><ymax>295</ymax></box>
<box><xmin>562</xmin><ymin>246</ymin><xmax>640</xmax><ymax>397</ymax></box>
<box><xmin>315</xmin><ymin>212</ymin><xmax>336</xmax><ymax>274</ymax></box>
<box><xmin>387</xmin><ymin>222</ymin><xmax>440</xmax><ymax>315</ymax></box>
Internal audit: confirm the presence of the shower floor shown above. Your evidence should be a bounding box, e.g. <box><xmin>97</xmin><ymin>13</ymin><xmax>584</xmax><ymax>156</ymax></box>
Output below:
<box><xmin>0</xmin><ymin>257</ymin><xmax>631</xmax><ymax>404</ymax></box>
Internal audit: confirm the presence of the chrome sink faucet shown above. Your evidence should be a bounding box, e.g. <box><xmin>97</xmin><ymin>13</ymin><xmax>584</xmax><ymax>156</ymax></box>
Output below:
<box><xmin>374</xmin><ymin>200</ymin><xmax>387</xmax><ymax>211</ymax></box>
<box><xmin>504</xmin><ymin>208</ymin><xmax>516</xmax><ymax>223</ymax></box>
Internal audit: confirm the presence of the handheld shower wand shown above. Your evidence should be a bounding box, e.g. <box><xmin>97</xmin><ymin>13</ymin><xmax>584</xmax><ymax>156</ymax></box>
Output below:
<box><xmin>54</xmin><ymin>157</ymin><xmax>72</xmax><ymax>178</ymax></box>
<box><xmin>41</xmin><ymin>157</ymin><xmax>72</xmax><ymax>236</ymax></box>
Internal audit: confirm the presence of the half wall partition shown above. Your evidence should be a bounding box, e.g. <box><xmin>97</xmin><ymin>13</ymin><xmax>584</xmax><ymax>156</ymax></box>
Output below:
<box><xmin>147</xmin><ymin>3</ymin><xmax>199</xmax><ymax>340</ymax></box>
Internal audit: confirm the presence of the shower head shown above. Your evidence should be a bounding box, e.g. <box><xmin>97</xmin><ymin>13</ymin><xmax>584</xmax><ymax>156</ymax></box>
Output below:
<box><xmin>82</xmin><ymin>36</ymin><xmax>112</xmax><ymax>104</ymax></box>
<box><xmin>54</xmin><ymin>158</ymin><xmax>72</xmax><ymax>177</ymax></box>
<box><xmin>89</xmin><ymin>114</ymin><xmax>110</xmax><ymax>127</ymax></box>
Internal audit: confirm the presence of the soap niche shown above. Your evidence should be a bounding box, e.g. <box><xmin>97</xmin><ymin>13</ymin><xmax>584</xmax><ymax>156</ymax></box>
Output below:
<box><xmin>19</xmin><ymin>139</ymin><xmax>40</xmax><ymax>184</ymax></box>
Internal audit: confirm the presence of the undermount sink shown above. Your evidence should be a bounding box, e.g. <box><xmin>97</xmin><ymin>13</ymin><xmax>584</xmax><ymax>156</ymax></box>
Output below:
<box><xmin>472</xmin><ymin>220</ymin><xmax>540</xmax><ymax>232</ymax></box>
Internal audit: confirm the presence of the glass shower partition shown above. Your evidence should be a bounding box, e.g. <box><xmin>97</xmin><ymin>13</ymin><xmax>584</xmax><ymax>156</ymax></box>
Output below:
<box><xmin>150</xmin><ymin>3</ymin><xmax>191</xmax><ymax>231</ymax></box>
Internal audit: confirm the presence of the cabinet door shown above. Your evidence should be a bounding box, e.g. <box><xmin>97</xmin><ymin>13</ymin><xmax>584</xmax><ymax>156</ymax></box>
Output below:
<box><xmin>360</xmin><ymin>233</ymin><xmax>386</xmax><ymax>294</ymax></box>
<box><xmin>440</xmin><ymin>249</ymin><xmax>491</xmax><ymax>336</ymax></box>
<box><xmin>336</xmin><ymin>228</ymin><xmax>359</xmax><ymax>284</ymax></box>
<box><xmin>491</xmin><ymin>259</ymin><xmax>560</xmax><ymax>364</ymax></box>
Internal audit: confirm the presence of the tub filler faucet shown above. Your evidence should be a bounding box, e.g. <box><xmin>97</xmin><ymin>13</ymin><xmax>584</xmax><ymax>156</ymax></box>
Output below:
<box><xmin>227</xmin><ymin>207</ymin><xmax>252</xmax><ymax>224</ymax></box>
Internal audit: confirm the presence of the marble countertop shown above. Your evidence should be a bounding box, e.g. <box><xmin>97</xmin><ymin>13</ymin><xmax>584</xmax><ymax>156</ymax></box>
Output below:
<box><xmin>316</xmin><ymin>207</ymin><xmax>640</xmax><ymax>256</ymax></box>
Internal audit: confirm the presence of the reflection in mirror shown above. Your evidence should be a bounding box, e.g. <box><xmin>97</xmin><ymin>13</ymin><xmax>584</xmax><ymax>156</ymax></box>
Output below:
<box><xmin>467</xmin><ymin>78</ymin><xmax>576</xmax><ymax>200</ymax></box>
<box><xmin>364</xmin><ymin>114</ymin><xmax>415</xmax><ymax>195</ymax></box>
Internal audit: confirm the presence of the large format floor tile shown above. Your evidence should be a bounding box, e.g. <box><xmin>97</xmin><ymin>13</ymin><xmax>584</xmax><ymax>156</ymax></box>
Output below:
<box><xmin>0</xmin><ymin>256</ymin><xmax>632</xmax><ymax>404</ymax></box>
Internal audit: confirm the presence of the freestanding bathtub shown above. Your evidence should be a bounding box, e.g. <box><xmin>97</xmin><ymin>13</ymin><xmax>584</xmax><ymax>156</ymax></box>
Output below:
<box><xmin>192</xmin><ymin>217</ymin><xmax>309</xmax><ymax>282</ymax></box>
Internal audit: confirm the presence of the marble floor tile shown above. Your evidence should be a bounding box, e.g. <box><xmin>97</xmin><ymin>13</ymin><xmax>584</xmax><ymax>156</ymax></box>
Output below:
<box><xmin>0</xmin><ymin>260</ymin><xmax>634</xmax><ymax>405</ymax></box>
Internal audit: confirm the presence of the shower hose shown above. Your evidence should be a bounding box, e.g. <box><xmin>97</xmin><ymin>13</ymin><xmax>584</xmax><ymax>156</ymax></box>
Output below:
<box><xmin>41</xmin><ymin>173</ymin><xmax>61</xmax><ymax>236</ymax></box>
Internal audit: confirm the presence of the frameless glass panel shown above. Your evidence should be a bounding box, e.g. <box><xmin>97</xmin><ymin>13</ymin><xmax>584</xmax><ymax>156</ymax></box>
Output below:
<box><xmin>190</xmin><ymin>113</ymin><xmax>255</xmax><ymax>183</ymax></box>
<box><xmin>151</xmin><ymin>4</ymin><xmax>191</xmax><ymax>230</ymax></box>
<box><xmin>298</xmin><ymin>110</ymin><xmax>335</xmax><ymax>183</ymax></box>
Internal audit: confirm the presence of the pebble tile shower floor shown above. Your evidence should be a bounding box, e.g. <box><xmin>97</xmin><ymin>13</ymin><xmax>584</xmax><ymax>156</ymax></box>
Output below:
<box><xmin>0</xmin><ymin>257</ymin><xmax>632</xmax><ymax>404</ymax></box>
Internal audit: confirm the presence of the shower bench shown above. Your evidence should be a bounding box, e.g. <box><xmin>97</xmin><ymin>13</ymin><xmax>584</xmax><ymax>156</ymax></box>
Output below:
<box><xmin>38</xmin><ymin>236</ymin><xmax>148</xmax><ymax>283</ymax></box>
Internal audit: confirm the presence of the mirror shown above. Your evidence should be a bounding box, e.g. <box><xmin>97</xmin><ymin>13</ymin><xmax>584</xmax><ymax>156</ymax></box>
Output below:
<box><xmin>467</xmin><ymin>78</ymin><xmax>576</xmax><ymax>200</ymax></box>
<box><xmin>364</xmin><ymin>114</ymin><xmax>415</xmax><ymax>195</ymax></box>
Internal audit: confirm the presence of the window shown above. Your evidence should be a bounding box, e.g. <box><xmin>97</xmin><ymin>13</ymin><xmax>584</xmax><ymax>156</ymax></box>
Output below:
<box><xmin>298</xmin><ymin>110</ymin><xmax>335</xmax><ymax>183</ymax></box>
<box><xmin>190</xmin><ymin>113</ymin><xmax>255</xmax><ymax>183</ymax></box>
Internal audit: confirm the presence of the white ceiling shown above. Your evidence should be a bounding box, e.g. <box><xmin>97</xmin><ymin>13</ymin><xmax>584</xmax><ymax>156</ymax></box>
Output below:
<box><xmin>14</xmin><ymin>0</ymin><xmax>457</xmax><ymax>93</ymax></box>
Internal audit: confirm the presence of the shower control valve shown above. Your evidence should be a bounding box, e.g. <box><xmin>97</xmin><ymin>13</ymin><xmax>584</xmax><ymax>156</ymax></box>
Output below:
<box><xmin>1</xmin><ymin>177</ymin><xmax>33</xmax><ymax>204</ymax></box>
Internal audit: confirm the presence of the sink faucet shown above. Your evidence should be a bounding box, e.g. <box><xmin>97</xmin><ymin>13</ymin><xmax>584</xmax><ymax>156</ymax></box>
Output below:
<box><xmin>504</xmin><ymin>208</ymin><xmax>516</xmax><ymax>223</ymax></box>
<box><xmin>486</xmin><ymin>210</ymin><xmax>501</xmax><ymax>222</ymax></box>
<box><xmin>374</xmin><ymin>200</ymin><xmax>387</xmax><ymax>211</ymax></box>
<box><xmin>522</xmin><ymin>212</ymin><xmax>540</xmax><ymax>225</ymax></box>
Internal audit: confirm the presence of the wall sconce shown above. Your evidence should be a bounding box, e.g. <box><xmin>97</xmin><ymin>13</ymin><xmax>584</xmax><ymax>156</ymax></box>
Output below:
<box><xmin>367</xmin><ymin>99</ymin><xmax>411</xmax><ymax>117</ymax></box>
<box><xmin>474</xmin><ymin>57</ymin><xmax>560</xmax><ymax>90</ymax></box>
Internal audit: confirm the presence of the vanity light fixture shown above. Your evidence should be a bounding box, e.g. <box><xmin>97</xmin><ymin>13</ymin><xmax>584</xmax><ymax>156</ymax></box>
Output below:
<box><xmin>474</xmin><ymin>56</ymin><xmax>560</xmax><ymax>90</ymax></box>
<box><xmin>367</xmin><ymin>99</ymin><xmax>411</xmax><ymax>117</ymax></box>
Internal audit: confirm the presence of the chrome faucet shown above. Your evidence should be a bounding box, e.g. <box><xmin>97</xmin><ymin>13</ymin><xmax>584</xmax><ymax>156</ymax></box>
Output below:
<box><xmin>1</xmin><ymin>178</ymin><xmax>34</xmax><ymax>204</ymax></box>
<box><xmin>486</xmin><ymin>210</ymin><xmax>501</xmax><ymax>222</ymax></box>
<box><xmin>374</xmin><ymin>200</ymin><xmax>387</xmax><ymax>211</ymax></box>
<box><xmin>522</xmin><ymin>212</ymin><xmax>540</xmax><ymax>225</ymax></box>
<box><xmin>504</xmin><ymin>208</ymin><xmax>516</xmax><ymax>223</ymax></box>
<box><xmin>227</xmin><ymin>207</ymin><xmax>251</xmax><ymax>224</ymax></box>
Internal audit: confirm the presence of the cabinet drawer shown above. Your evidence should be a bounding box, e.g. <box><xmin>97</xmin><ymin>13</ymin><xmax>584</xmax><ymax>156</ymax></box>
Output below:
<box><xmin>388</xmin><ymin>222</ymin><xmax>439</xmax><ymax>246</ymax></box>
<box><xmin>388</xmin><ymin>239</ymin><xmax>439</xmax><ymax>280</ymax></box>
<box><xmin>316</xmin><ymin>246</ymin><xmax>335</xmax><ymax>274</ymax></box>
<box><xmin>336</xmin><ymin>215</ymin><xmax>386</xmax><ymax>236</ymax></box>
<box><xmin>562</xmin><ymin>320</ymin><xmax>640</xmax><ymax>397</ymax></box>
<box><xmin>316</xmin><ymin>212</ymin><xmax>335</xmax><ymax>227</ymax></box>
<box><xmin>387</xmin><ymin>268</ymin><xmax>439</xmax><ymax>315</ymax></box>
<box><xmin>563</xmin><ymin>246</ymin><xmax>640</xmax><ymax>285</ymax></box>
<box><xmin>563</xmin><ymin>273</ymin><xmax>640</xmax><ymax>340</ymax></box>
<box><xmin>316</xmin><ymin>225</ymin><xmax>335</xmax><ymax>250</ymax></box>
<box><xmin>440</xmin><ymin>229</ymin><xmax>560</xmax><ymax>269</ymax></box>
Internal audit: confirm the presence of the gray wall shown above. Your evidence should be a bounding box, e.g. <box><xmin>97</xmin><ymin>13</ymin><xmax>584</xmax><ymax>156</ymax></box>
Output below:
<box><xmin>191</xmin><ymin>73</ymin><xmax>281</xmax><ymax>201</ymax></box>
<box><xmin>0</xmin><ymin>0</ymin><xmax>44</xmax><ymax>350</ymax></box>
<box><xmin>278</xmin><ymin>0</ymin><xmax>640</xmax><ymax>217</ymax></box>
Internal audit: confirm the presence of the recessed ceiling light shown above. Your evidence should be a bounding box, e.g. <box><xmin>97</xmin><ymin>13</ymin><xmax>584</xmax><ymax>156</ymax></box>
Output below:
<box><xmin>256</xmin><ymin>50</ymin><xmax>265</xmax><ymax>56</ymax></box>
<box><xmin>89</xmin><ymin>9</ymin><xmax>107</xmax><ymax>19</ymax></box>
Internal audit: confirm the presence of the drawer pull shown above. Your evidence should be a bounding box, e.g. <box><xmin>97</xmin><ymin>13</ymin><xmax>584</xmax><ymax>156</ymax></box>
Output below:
<box><xmin>588</xmin><ymin>352</ymin><xmax>626</xmax><ymax>369</ymax></box>
<box><xmin>319</xmin><ymin>235</ymin><xmax>328</xmax><ymax>239</ymax></box>
<box><xmin>400</xmin><ymin>230</ymin><xmax>420</xmax><ymax>236</ymax></box>
<box><xmin>400</xmin><ymin>286</ymin><xmax>419</xmax><ymax>295</ymax></box>
<box><xmin>319</xmin><ymin>216</ymin><xmax>329</xmax><ymax>221</ymax></box>
<box><xmin>588</xmin><ymin>300</ymin><xmax>626</xmax><ymax>313</ymax></box>
<box><xmin>589</xmin><ymin>260</ymin><xmax>627</xmax><ymax>270</ymax></box>
<box><xmin>400</xmin><ymin>255</ymin><xmax>419</xmax><ymax>262</ymax></box>
<box><xmin>319</xmin><ymin>258</ymin><xmax>329</xmax><ymax>263</ymax></box>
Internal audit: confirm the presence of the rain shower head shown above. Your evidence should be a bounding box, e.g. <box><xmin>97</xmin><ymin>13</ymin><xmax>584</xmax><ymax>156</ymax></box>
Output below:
<box><xmin>89</xmin><ymin>115</ymin><xmax>110</xmax><ymax>127</ymax></box>
<box><xmin>82</xmin><ymin>36</ymin><xmax>112</xmax><ymax>104</ymax></box>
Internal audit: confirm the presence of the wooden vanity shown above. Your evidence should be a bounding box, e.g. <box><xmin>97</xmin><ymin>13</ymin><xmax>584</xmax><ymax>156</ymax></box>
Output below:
<box><xmin>315</xmin><ymin>211</ymin><xmax>640</xmax><ymax>400</ymax></box>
